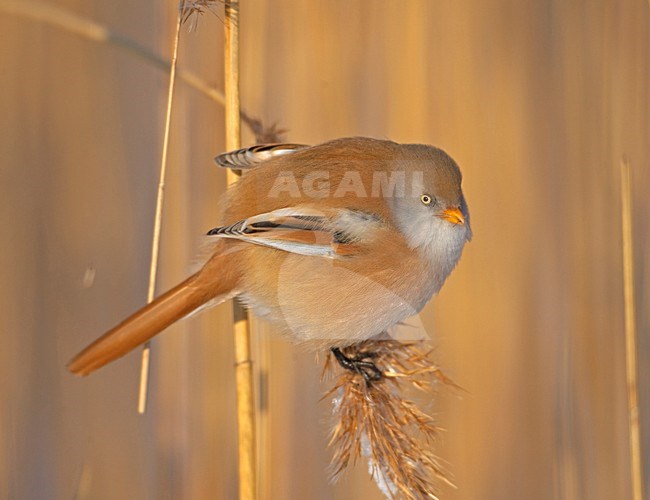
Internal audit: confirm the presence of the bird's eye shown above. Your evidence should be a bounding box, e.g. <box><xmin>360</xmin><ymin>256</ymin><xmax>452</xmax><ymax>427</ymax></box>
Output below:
<box><xmin>420</xmin><ymin>194</ymin><xmax>433</xmax><ymax>205</ymax></box>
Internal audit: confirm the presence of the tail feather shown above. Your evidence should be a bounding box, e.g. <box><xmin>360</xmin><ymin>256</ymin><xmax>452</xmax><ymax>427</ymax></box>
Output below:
<box><xmin>68</xmin><ymin>256</ymin><xmax>236</xmax><ymax>376</ymax></box>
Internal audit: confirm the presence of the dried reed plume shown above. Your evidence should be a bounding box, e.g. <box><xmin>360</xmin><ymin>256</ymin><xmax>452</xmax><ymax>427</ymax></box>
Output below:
<box><xmin>181</xmin><ymin>0</ymin><xmax>223</xmax><ymax>30</ymax></box>
<box><xmin>323</xmin><ymin>340</ymin><xmax>459</xmax><ymax>499</ymax></box>
<box><xmin>240</xmin><ymin>111</ymin><xmax>287</xmax><ymax>143</ymax></box>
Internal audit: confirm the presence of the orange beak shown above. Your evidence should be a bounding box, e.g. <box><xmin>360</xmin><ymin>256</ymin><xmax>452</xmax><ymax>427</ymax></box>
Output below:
<box><xmin>438</xmin><ymin>207</ymin><xmax>465</xmax><ymax>225</ymax></box>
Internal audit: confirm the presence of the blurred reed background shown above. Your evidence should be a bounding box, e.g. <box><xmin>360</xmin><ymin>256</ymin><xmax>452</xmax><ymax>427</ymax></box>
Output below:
<box><xmin>1</xmin><ymin>0</ymin><xmax>649</xmax><ymax>498</ymax></box>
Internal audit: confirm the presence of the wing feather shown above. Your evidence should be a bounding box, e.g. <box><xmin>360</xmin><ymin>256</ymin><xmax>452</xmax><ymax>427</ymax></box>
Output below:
<box><xmin>207</xmin><ymin>207</ymin><xmax>382</xmax><ymax>257</ymax></box>
<box><xmin>214</xmin><ymin>143</ymin><xmax>308</xmax><ymax>169</ymax></box>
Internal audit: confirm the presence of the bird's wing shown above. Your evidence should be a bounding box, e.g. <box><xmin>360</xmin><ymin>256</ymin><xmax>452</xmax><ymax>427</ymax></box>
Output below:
<box><xmin>206</xmin><ymin>207</ymin><xmax>382</xmax><ymax>257</ymax></box>
<box><xmin>214</xmin><ymin>143</ymin><xmax>309</xmax><ymax>169</ymax></box>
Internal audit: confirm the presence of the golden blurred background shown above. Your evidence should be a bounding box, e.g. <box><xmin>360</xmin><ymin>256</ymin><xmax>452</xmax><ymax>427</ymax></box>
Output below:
<box><xmin>1</xmin><ymin>1</ymin><xmax>649</xmax><ymax>498</ymax></box>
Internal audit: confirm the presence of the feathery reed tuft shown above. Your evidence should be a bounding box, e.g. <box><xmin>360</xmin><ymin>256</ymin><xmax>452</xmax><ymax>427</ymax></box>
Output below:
<box><xmin>181</xmin><ymin>0</ymin><xmax>223</xmax><ymax>30</ymax></box>
<box><xmin>240</xmin><ymin>111</ymin><xmax>287</xmax><ymax>143</ymax></box>
<box><xmin>323</xmin><ymin>340</ymin><xmax>459</xmax><ymax>499</ymax></box>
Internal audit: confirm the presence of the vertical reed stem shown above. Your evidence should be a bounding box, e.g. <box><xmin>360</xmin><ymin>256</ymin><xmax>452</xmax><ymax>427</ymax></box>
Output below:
<box><xmin>620</xmin><ymin>159</ymin><xmax>644</xmax><ymax>500</ymax></box>
<box><xmin>137</xmin><ymin>0</ymin><xmax>185</xmax><ymax>414</ymax></box>
<box><xmin>224</xmin><ymin>1</ymin><xmax>257</xmax><ymax>498</ymax></box>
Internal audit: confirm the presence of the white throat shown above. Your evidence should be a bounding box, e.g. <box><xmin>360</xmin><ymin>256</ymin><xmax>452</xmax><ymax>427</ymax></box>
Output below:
<box><xmin>401</xmin><ymin>214</ymin><xmax>469</xmax><ymax>291</ymax></box>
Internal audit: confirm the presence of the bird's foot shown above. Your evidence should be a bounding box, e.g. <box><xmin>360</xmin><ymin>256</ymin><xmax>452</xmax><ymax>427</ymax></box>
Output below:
<box><xmin>331</xmin><ymin>347</ymin><xmax>382</xmax><ymax>385</ymax></box>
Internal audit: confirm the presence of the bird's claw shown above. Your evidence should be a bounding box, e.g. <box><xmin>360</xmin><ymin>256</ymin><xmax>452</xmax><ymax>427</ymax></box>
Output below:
<box><xmin>331</xmin><ymin>347</ymin><xmax>382</xmax><ymax>385</ymax></box>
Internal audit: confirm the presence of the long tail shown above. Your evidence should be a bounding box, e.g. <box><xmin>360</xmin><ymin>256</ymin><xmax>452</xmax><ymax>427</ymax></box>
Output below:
<box><xmin>68</xmin><ymin>252</ymin><xmax>238</xmax><ymax>376</ymax></box>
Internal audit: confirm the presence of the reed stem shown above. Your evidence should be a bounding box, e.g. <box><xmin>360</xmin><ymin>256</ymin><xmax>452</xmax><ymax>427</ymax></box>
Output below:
<box><xmin>620</xmin><ymin>159</ymin><xmax>644</xmax><ymax>500</ymax></box>
<box><xmin>224</xmin><ymin>1</ymin><xmax>257</xmax><ymax>498</ymax></box>
<box><xmin>137</xmin><ymin>1</ymin><xmax>185</xmax><ymax>414</ymax></box>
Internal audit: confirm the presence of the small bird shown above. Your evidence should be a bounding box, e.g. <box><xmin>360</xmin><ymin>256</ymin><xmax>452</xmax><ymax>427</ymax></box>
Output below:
<box><xmin>68</xmin><ymin>137</ymin><xmax>471</xmax><ymax>378</ymax></box>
